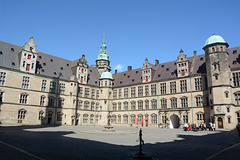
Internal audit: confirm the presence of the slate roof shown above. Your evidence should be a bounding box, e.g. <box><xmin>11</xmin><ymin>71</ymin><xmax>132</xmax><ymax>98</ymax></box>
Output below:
<box><xmin>1</xmin><ymin>40</ymin><xmax>240</xmax><ymax>88</ymax></box>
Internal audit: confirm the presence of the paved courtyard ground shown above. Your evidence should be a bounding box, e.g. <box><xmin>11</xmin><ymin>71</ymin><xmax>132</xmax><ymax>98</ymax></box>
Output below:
<box><xmin>0</xmin><ymin>125</ymin><xmax>240</xmax><ymax>160</ymax></box>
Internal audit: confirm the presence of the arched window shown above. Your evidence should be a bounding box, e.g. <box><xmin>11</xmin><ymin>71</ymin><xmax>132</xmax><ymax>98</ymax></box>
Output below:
<box><xmin>212</xmin><ymin>47</ymin><xmax>215</xmax><ymax>52</ymax></box>
<box><xmin>123</xmin><ymin>114</ymin><xmax>128</xmax><ymax>124</ymax></box>
<box><xmin>112</xmin><ymin>103</ymin><xmax>117</xmax><ymax>111</ymax></box>
<box><xmin>138</xmin><ymin>114</ymin><xmax>143</xmax><ymax>124</ymax></box>
<box><xmin>91</xmin><ymin>102</ymin><xmax>95</xmax><ymax>111</ymax></box>
<box><xmin>18</xmin><ymin>109</ymin><xmax>27</xmax><ymax>123</ymax></box>
<box><xmin>151</xmin><ymin>99</ymin><xmax>157</xmax><ymax>109</ymax></box>
<box><xmin>90</xmin><ymin>114</ymin><xmax>94</xmax><ymax>124</ymax></box>
<box><xmin>151</xmin><ymin>114</ymin><xmax>157</xmax><ymax>124</ymax></box>
<box><xmin>83</xmin><ymin>114</ymin><xmax>88</xmax><ymax>123</ymax></box>
<box><xmin>124</xmin><ymin>101</ymin><xmax>128</xmax><ymax>110</ymax></box>
<box><xmin>118</xmin><ymin>115</ymin><xmax>121</xmax><ymax>123</ymax></box>
<box><xmin>78</xmin><ymin>100</ymin><xmax>82</xmax><ymax>109</ymax></box>
<box><xmin>170</xmin><ymin>98</ymin><xmax>177</xmax><ymax>108</ymax></box>
<box><xmin>118</xmin><ymin>102</ymin><xmax>121</xmax><ymax>111</ymax></box>
<box><xmin>145</xmin><ymin>100</ymin><xmax>149</xmax><ymax>110</ymax></box>
<box><xmin>131</xmin><ymin>114</ymin><xmax>136</xmax><ymax>124</ymax></box>
<box><xmin>220</xmin><ymin>47</ymin><xmax>223</xmax><ymax>52</ymax></box>
<box><xmin>20</xmin><ymin>93</ymin><xmax>28</xmax><ymax>104</ymax></box>
<box><xmin>180</xmin><ymin>97</ymin><xmax>188</xmax><ymax>108</ymax></box>
<box><xmin>138</xmin><ymin>100</ymin><xmax>143</xmax><ymax>110</ymax></box>
<box><xmin>112</xmin><ymin>115</ymin><xmax>116</xmax><ymax>124</ymax></box>
<box><xmin>40</xmin><ymin>95</ymin><xmax>45</xmax><ymax>106</ymax></box>
<box><xmin>38</xmin><ymin>110</ymin><xmax>44</xmax><ymax>120</ymax></box>
<box><xmin>48</xmin><ymin>96</ymin><xmax>55</xmax><ymax>107</ymax></box>
<box><xmin>131</xmin><ymin>101</ymin><xmax>136</xmax><ymax>110</ymax></box>
<box><xmin>84</xmin><ymin>101</ymin><xmax>89</xmax><ymax>110</ymax></box>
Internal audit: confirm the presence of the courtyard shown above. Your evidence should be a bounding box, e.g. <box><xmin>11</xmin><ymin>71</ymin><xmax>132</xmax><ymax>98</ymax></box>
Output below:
<box><xmin>0</xmin><ymin>125</ymin><xmax>240</xmax><ymax>160</ymax></box>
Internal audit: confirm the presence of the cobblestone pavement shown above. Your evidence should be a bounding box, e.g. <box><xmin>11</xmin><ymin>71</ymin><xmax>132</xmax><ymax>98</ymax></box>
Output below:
<box><xmin>0</xmin><ymin>125</ymin><xmax>240</xmax><ymax>160</ymax></box>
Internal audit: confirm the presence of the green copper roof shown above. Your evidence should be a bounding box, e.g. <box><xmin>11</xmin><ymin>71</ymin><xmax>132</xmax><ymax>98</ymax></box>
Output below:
<box><xmin>97</xmin><ymin>53</ymin><xmax>109</xmax><ymax>60</ymax></box>
<box><xmin>100</xmin><ymin>71</ymin><xmax>113</xmax><ymax>80</ymax></box>
<box><xmin>97</xmin><ymin>37</ymin><xmax>109</xmax><ymax>61</ymax></box>
<box><xmin>205</xmin><ymin>35</ymin><xmax>226</xmax><ymax>47</ymax></box>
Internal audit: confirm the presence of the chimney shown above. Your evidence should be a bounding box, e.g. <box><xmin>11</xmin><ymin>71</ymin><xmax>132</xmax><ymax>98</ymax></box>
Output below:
<box><xmin>115</xmin><ymin>69</ymin><xmax>117</xmax><ymax>74</ymax></box>
<box><xmin>155</xmin><ymin>59</ymin><xmax>159</xmax><ymax>66</ymax></box>
<box><xmin>193</xmin><ymin>51</ymin><xmax>197</xmax><ymax>57</ymax></box>
<box><xmin>128</xmin><ymin>66</ymin><xmax>132</xmax><ymax>71</ymax></box>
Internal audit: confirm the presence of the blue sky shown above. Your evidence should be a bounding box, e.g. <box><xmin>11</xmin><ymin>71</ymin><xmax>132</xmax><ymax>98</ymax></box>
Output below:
<box><xmin>1</xmin><ymin>0</ymin><xmax>240</xmax><ymax>73</ymax></box>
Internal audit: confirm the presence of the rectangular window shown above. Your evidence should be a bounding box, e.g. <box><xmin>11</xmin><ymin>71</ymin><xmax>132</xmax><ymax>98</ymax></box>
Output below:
<box><xmin>41</xmin><ymin>80</ymin><xmax>47</xmax><ymax>91</ymax></box>
<box><xmin>235</xmin><ymin>93</ymin><xmax>240</xmax><ymax>105</ymax></box>
<box><xmin>28</xmin><ymin>54</ymin><xmax>31</xmax><ymax>60</ymax></box>
<box><xmin>96</xmin><ymin>90</ymin><xmax>99</xmax><ymax>99</ymax></box>
<box><xmin>79</xmin><ymin>87</ymin><xmax>83</xmax><ymax>97</ymax></box>
<box><xmin>0</xmin><ymin>72</ymin><xmax>6</xmax><ymax>85</ymax></box>
<box><xmin>40</xmin><ymin>96</ymin><xmax>45</xmax><ymax>106</ymax></box>
<box><xmin>138</xmin><ymin>101</ymin><xmax>143</xmax><ymax>110</ymax></box>
<box><xmin>0</xmin><ymin>92</ymin><xmax>3</xmax><ymax>103</ymax></box>
<box><xmin>196</xmin><ymin>96</ymin><xmax>203</xmax><ymax>107</ymax></box>
<box><xmin>124</xmin><ymin>88</ymin><xmax>128</xmax><ymax>98</ymax></box>
<box><xmin>151</xmin><ymin>84</ymin><xmax>156</xmax><ymax>96</ymax></box>
<box><xmin>48</xmin><ymin>97</ymin><xmax>55</xmax><ymax>107</ymax></box>
<box><xmin>197</xmin><ymin>114</ymin><xmax>204</xmax><ymax>120</ymax></box>
<box><xmin>181</xmin><ymin>97</ymin><xmax>188</xmax><ymax>108</ymax></box>
<box><xmin>22</xmin><ymin>76</ymin><xmax>30</xmax><ymax>89</ymax></box>
<box><xmin>161</xmin><ymin>99</ymin><xmax>167</xmax><ymax>109</ymax></box>
<box><xmin>195</xmin><ymin>78</ymin><xmax>202</xmax><ymax>91</ymax></box>
<box><xmin>84</xmin><ymin>88</ymin><xmax>89</xmax><ymax>98</ymax></box>
<box><xmin>113</xmin><ymin>89</ymin><xmax>117</xmax><ymax>99</ymax></box>
<box><xmin>233</xmin><ymin>72</ymin><xmax>240</xmax><ymax>87</ymax></box>
<box><xmin>59</xmin><ymin>83</ymin><xmax>65</xmax><ymax>94</ymax></box>
<box><xmin>92</xmin><ymin>89</ymin><xmax>95</xmax><ymax>99</ymax></box>
<box><xmin>138</xmin><ymin>86</ymin><xmax>143</xmax><ymax>97</ymax></box>
<box><xmin>160</xmin><ymin>83</ymin><xmax>166</xmax><ymax>95</ymax></box>
<box><xmin>171</xmin><ymin>98</ymin><xmax>177</xmax><ymax>108</ymax></box>
<box><xmin>26</xmin><ymin>64</ymin><xmax>30</xmax><ymax>71</ymax></box>
<box><xmin>19</xmin><ymin>94</ymin><xmax>28</xmax><ymax>104</ymax></box>
<box><xmin>151</xmin><ymin>115</ymin><xmax>157</xmax><ymax>124</ymax></box>
<box><xmin>18</xmin><ymin>110</ymin><xmax>26</xmax><ymax>123</ymax></box>
<box><xmin>180</xmin><ymin>80</ymin><xmax>187</xmax><ymax>92</ymax></box>
<box><xmin>183</xmin><ymin>115</ymin><xmax>188</xmax><ymax>124</ymax></box>
<box><xmin>162</xmin><ymin>116</ymin><xmax>167</xmax><ymax>124</ymax></box>
<box><xmin>145</xmin><ymin>85</ymin><xmax>149</xmax><ymax>96</ymax></box>
<box><xmin>131</xmin><ymin>87</ymin><xmax>136</xmax><ymax>98</ymax></box>
<box><xmin>170</xmin><ymin>81</ymin><xmax>176</xmax><ymax>94</ymax></box>
<box><xmin>124</xmin><ymin>102</ymin><xmax>128</xmax><ymax>110</ymax></box>
<box><xmin>118</xmin><ymin>89</ymin><xmax>122</xmax><ymax>99</ymax></box>
<box><xmin>49</xmin><ymin>81</ymin><xmax>56</xmax><ymax>93</ymax></box>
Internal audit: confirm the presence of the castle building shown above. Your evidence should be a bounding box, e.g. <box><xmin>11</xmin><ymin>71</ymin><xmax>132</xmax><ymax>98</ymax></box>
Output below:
<box><xmin>0</xmin><ymin>35</ymin><xmax>240</xmax><ymax>129</ymax></box>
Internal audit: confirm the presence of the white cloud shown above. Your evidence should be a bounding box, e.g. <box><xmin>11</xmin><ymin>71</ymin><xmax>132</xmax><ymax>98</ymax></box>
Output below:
<box><xmin>114</xmin><ymin>64</ymin><xmax>124</xmax><ymax>72</ymax></box>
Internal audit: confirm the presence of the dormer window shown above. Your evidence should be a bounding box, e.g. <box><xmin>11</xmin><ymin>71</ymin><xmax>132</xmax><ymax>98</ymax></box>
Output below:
<box><xmin>39</xmin><ymin>56</ymin><xmax>42</xmax><ymax>59</ymax></box>
<box><xmin>120</xmin><ymin>81</ymin><xmax>122</xmax><ymax>84</ymax></box>
<box><xmin>181</xmin><ymin>70</ymin><xmax>185</xmax><ymax>76</ymax></box>
<box><xmin>212</xmin><ymin>48</ymin><xmax>215</xmax><ymax>52</ymax></box>
<box><xmin>161</xmin><ymin>65</ymin><xmax>164</xmax><ymax>68</ymax></box>
<box><xmin>0</xmin><ymin>51</ymin><xmax>3</xmax><ymax>55</ymax></box>
<box><xmin>220</xmin><ymin>47</ymin><xmax>223</xmax><ymax>52</ymax></box>
<box><xmin>54</xmin><ymin>72</ymin><xmax>56</xmax><ymax>75</ymax></box>
<box><xmin>132</xmin><ymin>79</ymin><xmax>134</xmax><ymax>82</ymax></box>
<box><xmin>233</xmin><ymin>50</ymin><xmax>237</xmax><ymax>54</ymax></box>
<box><xmin>158</xmin><ymin>74</ymin><xmax>161</xmax><ymax>77</ymax></box>
<box><xmin>200</xmin><ymin>57</ymin><xmax>203</xmax><ymax>61</ymax></box>
<box><xmin>166</xmin><ymin>68</ymin><xmax>169</xmax><ymax>71</ymax></box>
<box><xmin>11</xmin><ymin>48</ymin><xmax>14</xmax><ymax>51</ymax></box>
<box><xmin>181</xmin><ymin>58</ymin><xmax>183</xmax><ymax>61</ymax></box>
<box><xmin>41</xmin><ymin>69</ymin><xmax>45</xmax><ymax>72</ymax></box>
<box><xmin>146</xmin><ymin>65</ymin><xmax>148</xmax><ymax>68</ymax></box>
<box><xmin>60</xmin><ymin>67</ymin><xmax>63</xmax><ymax>70</ymax></box>
<box><xmin>90</xmin><ymin>70</ymin><xmax>92</xmax><ymax>72</ymax></box>
<box><xmin>50</xmin><ymin>59</ymin><xmax>53</xmax><ymax>62</ymax></box>
<box><xmin>233</xmin><ymin>61</ymin><xmax>237</xmax><ymax>64</ymax></box>
<box><xmin>136</xmin><ymin>71</ymin><xmax>138</xmax><ymax>74</ymax></box>
<box><xmin>12</xmin><ymin>62</ymin><xmax>15</xmax><ymax>66</ymax></box>
<box><xmin>128</xmin><ymin>75</ymin><xmax>130</xmax><ymax>78</ymax></box>
<box><xmin>124</xmin><ymin>73</ymin><xmax>126</xmax><ymax>76</ymax></box>
<box><xmin>66</xmin><ymin>63</ymin><xmax>69</xmax><ymax>66</ymax></box>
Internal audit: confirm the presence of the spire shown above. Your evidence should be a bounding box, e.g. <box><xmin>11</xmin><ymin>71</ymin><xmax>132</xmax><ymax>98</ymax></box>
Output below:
<box><xmin>100</xmin><ymin>33</ymin><xmax>107</xmax><ymax>54</ymax></box>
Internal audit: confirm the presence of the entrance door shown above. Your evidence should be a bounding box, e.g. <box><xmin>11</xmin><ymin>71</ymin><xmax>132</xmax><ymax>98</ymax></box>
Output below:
<box><xmin>218</xmin><ymin>117</ymin><xmax>223</xmax><ymax>128</ymax></box>
<box><xmin>145</xmin><ymin>120</ymin><xmax>148</xmax><ymax>127</ymax></box>
<box><xmin>76</xmin><ymin>119</ymin><xmax>79</xmax><ymax>125</ymax></box>
<box><xmin>170</xmin><ymin>114</ymin><xmax>180</xmax><ymax>129</ymax></box>
<box><xmin>48</xmin><ymin>112</ymin><xmax>52</xmax><ymax>124</ymax></box>
<box><xmin>72</xmin><ymin>119</ymin><xmax>74</xmax><ymax>125</ymax></box>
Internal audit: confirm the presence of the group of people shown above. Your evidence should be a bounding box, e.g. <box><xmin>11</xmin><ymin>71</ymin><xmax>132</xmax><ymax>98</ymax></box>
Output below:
<box><xmin>183</xmin><ymin>123</ymin><xmax>216</xmax><ymax>131</ymax></box>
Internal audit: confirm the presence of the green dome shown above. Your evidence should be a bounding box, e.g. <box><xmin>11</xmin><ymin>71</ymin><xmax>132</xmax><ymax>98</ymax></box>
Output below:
<box><xmin>100</xmin><ymin>71</ymin><xmax>113</xmax><ymax>80</ymax></box>
<box><xmin>97</xmin><ymin>53</ymin><xmax>109</xmax><ymax>61</ymax></box>
<box><xmin>204</xmin><ymin>35</ymin><xmax>226</xmax><ymax>47</ymax></box>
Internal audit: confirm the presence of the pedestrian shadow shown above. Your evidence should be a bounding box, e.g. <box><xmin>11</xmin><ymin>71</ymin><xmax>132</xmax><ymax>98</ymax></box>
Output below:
<box><xmin>0</xmin><ymin>125</ymin><xmax>239</xmax><ymax>160</ymax></box>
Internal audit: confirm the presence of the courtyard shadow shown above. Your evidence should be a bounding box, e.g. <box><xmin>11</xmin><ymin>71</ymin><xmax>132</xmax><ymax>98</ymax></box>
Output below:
<box><xmin>0</xmin><ymin>125</ymin><xmax>240</xmax><ymax>160</ymax></box>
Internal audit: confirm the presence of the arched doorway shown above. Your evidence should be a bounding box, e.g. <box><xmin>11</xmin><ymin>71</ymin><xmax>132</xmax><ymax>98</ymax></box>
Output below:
<box><xmin>217</xmin><ymin>117</ymin><xmax>223</xmax><ymax>128</ymax></box>
<box><xmin>47</xmin><ymin>111</ymin><xmax>53</xmax><ymax>124</ymax></box>
<box><xmin>170</xmin><ymin>114</ymin><xmax>180</xmax><ymax>129</ymax></box>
